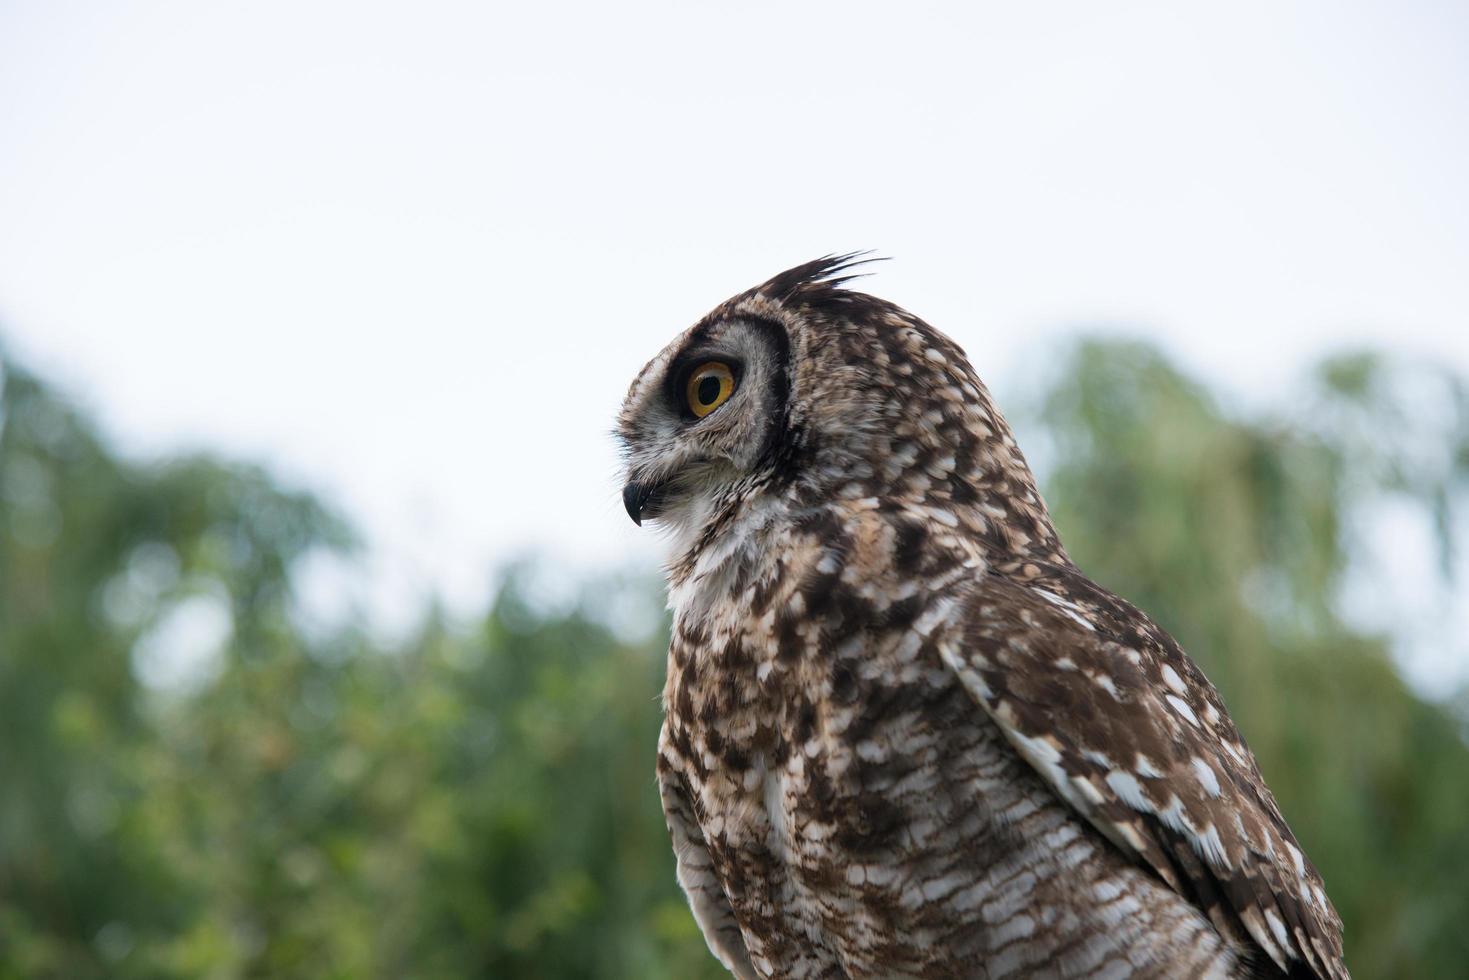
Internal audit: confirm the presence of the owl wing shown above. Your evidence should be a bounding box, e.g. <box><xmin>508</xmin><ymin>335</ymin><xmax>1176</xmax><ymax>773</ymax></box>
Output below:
<box><xmin>657</xmin><ymin>725</ymin><xmax>760</xmax><ymax>980</ymax></box>
<box><xmin>941</xmin><ymin>569</ymin><xmax>1348</xmax><ymax>980</ymax></box>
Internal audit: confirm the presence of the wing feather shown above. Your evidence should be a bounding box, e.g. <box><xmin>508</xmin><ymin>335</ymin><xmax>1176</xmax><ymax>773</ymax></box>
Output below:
<box><xmin>941</xmin><ymin>569</ymin><xmax>1348</xmax><ymax>980</ymax></box>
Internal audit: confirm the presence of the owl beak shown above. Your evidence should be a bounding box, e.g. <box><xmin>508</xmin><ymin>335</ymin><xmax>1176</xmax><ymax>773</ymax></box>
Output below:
<box><xmin>623</xmin><ymin>481</ymin><xmax>652</xmax><ymax>526</ymax></box>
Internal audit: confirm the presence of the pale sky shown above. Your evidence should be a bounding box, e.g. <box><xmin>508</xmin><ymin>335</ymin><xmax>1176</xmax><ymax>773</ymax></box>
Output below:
<box><xmin>2</xmin><ymin>2</ymin><xmax>1467</xmax><ymax>682</ymax></box>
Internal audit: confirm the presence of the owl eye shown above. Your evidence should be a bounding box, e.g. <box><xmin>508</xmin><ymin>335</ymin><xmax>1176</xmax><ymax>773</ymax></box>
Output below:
<box><xmin>685</xmin><ymin>361</ymin><xmax>736</xmax><ymax>418</ymax></box>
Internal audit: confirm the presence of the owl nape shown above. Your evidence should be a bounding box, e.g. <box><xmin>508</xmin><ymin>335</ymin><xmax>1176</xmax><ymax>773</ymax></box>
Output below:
<box><xmin>616</xmin><ymin>256</ymin><xmax>1347</xmax><ymax>980</ymax></box>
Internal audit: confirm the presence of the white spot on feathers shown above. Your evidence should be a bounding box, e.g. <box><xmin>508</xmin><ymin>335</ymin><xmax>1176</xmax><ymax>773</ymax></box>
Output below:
<box><xmin>1156</xmin><ymin>795</ymin><xmax>1194</xmax><ymax>835</ymax></box>
<box><xmin>762</xmin><ymin>764</ymin><xmax>790</xmax><ymax>863</ymax></box>
<box><xmin>1166</xmin><ymin>694</ymin><xmax>1200</xmax><ymax>727</ymax></box>
<box><xmin>1105</xmin><ymin>770</ymin><xmax>1151</xmax><ymax>811</ymax></box>
<box><xmin>1192</xmin><ymin>757</ymin><xmax>1222</xmax><ymax>797</ymax></box>
<box><xmin>1194</xmin><ymin>823</ymin><xmax>1230</xmax><ymax>868</ymax></box>
<box><xmin>1286</xmin><ymin>841</ymin><xmax>1306</xmax><ymax>877</ymax></box>
<box><xmin>1265</xmin><ymin>908</ymin><xmax>1292</xmax><ymax>955</ymax></box>
<box><xmin>1034</xmin><ymin>589</ymin><xmax>1098</xmax><ymax>632</ymax></box>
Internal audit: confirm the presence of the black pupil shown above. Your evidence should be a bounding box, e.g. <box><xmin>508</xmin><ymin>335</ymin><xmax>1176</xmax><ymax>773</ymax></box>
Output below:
<box><xmin>697</xmin><ymin>374</ymin><xmax>723</xmax><ymax>406</ymax></box>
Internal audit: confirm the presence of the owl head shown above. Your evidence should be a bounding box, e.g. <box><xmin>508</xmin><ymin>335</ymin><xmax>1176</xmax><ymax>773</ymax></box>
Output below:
<box><xmin>617</xmin><ymin>255</ymin><xmax>1059</xmax><ymax>563</ymax></box>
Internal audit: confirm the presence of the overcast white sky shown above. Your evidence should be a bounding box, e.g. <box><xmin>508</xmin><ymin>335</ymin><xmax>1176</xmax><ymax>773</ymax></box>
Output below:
<box><xmin>2</xmin><ymin>2</ymin><xmax>1467</xmax><ymax>680</ymax></box>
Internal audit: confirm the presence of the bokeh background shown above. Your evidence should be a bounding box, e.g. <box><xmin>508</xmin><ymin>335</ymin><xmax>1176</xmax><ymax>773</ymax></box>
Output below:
<box><xmin>2</xmin><ymin>3</ymin><xmax>1467</xmax><ymax>978</ymax></box>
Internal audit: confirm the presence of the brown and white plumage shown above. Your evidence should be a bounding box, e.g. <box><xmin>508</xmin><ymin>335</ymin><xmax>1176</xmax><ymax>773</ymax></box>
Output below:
<box><xmin>618</xmin><ymin>256</ymin><xmax>1347</xmax><ymax>979</ymax></box>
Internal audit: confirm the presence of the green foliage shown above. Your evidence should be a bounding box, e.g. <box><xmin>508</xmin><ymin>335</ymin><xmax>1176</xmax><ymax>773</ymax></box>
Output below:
<box><xmin>1</xmin><ymin>339</ymin><xmax>1465</xmax><ymax>978</ymax></box>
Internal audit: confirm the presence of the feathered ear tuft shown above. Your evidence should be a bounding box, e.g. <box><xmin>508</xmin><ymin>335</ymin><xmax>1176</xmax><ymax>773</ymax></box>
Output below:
<box><xmin>757</xmin><ymin>252</ymin><xmax>888</xmax><ymax>302</ymax></box>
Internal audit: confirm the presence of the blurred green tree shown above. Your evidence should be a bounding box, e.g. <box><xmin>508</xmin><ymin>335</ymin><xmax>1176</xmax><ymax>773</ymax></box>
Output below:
<box><xmin>0</xmin><ymin>338</ymin><xmax>1464</xmax><ymax>979</ymax></box>
<box><xmin>0</xmin><ymin>352</ymin><xmax>352</xmax><ymax>976</ymax></box>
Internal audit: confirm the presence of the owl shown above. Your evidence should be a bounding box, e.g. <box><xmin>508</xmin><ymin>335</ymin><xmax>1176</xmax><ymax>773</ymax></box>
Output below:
<box><xmin>616</xmin><ymin>256</ymin><xmax>1347</xmax><ymax>980</ymax></box>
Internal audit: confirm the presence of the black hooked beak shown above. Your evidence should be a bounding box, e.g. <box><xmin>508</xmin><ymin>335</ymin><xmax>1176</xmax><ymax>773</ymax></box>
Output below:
<box><xmin>623</xmin><ymin>480</ymin><xmax>655</xmax><ymax>526</ymax></box>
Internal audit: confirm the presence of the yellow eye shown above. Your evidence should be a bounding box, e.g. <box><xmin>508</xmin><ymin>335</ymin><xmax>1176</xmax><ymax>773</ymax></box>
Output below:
<box><xmin>685</xmin><ymin>361</ymin><xmax>735</xmax><ymax>418</ymax></box>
